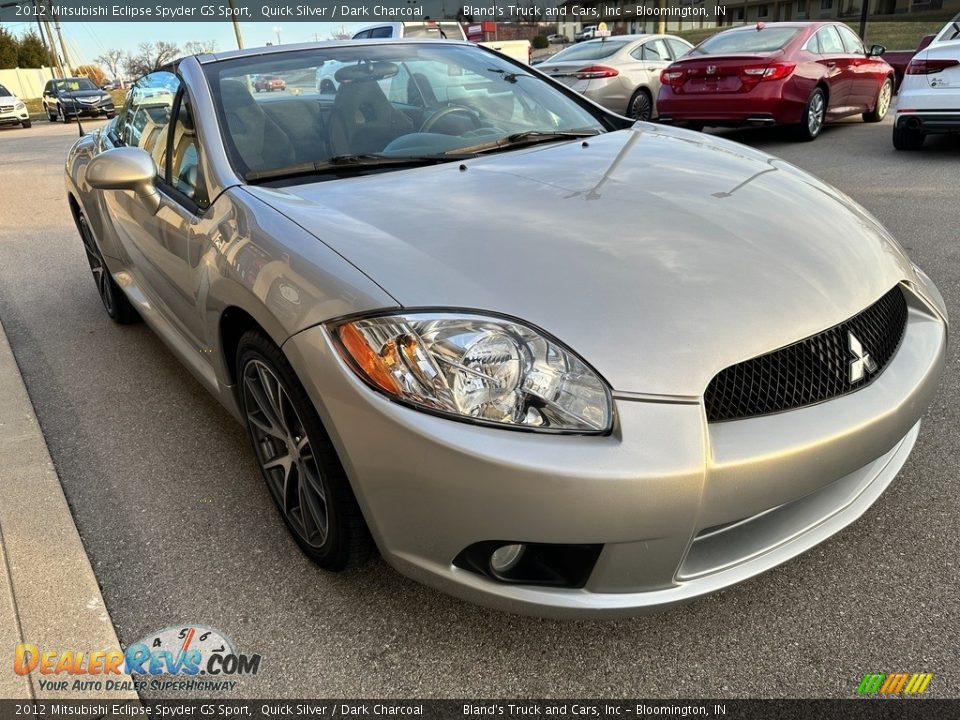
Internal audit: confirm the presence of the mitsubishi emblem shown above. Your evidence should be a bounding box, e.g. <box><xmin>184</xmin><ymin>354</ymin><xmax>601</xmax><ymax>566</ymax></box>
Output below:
<box><xmin>848</xmin><ymin>332</ymin><xmax>877</xmax><ymax>383</ymax></box>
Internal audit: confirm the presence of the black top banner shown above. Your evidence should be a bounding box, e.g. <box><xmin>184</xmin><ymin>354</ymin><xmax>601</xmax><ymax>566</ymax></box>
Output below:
<box><xmin>0</xmin><ymin>700</ymin><xmax>958</xmax><ymax>720</ymax></box>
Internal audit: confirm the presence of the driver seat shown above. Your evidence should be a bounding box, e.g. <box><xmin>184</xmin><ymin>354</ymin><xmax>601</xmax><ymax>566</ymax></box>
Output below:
<box><xmin>328</xmin><ymin>75</ymin><xmax>414</xmax><ymax>156</ymax></box>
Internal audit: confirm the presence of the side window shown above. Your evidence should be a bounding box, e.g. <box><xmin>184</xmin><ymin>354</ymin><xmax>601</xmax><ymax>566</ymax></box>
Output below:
<box><xmin>804</xmin><ymin>34</ymin><xmax>820</xmax><ymax>54</ymax></box>
<box><xmin>166</xmin><ymin>92</ymin><xmax>209</xmax><ymax>209</ymax></box>
<box><xmin>817</xmin><ymin>27</ymin><xmax>844</xmax><ymax>55</ymax></box>
<box><xmin>114</xmin><ymin>71</ymin><xmax>179</xmax><ymax>176</ymax></box>
<box><xmin>353</xmin><ymin>30</ymin><xmax>371</xmax><ymax>39</ymax></box>
<box><xmin>370</xmin><ymin>27</ymin><xmax>392</xmax><ymax>38</ymax></box>
<box><xmin>837</xmin><ymin>25</ymin><xmax>865</xmax><ymax>55</ymax></box>
<box><xmin>641</xmin><ymin>39</ymin><xmax>670</xmax><ymax>61</ymax></box>
<box><xmin>666</xmin><ymin>39</ymin><xmax>692</xmax><ymax>59</ymax></box>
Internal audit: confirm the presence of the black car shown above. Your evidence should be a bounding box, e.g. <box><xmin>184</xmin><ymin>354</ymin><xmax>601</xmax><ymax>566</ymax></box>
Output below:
<box><xmin>42</xmin><ymin>78</ymin><xmax>116</xmax><ymax>123</ymax></box>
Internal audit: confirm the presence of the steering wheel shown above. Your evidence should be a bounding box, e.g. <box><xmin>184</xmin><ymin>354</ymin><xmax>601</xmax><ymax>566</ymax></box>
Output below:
<box><xmin>419</xmin><ymin>105</ymin><xmax>481</xmax><ymax>134</ymax></box>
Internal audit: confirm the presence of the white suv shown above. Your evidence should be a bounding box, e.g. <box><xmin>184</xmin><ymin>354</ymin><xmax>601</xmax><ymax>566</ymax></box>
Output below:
<box><xmin>894</xmin><ymin>14</ymin><xmax>960</xmax><ymax>150</ymax></box>
<box><xmin>0</xmin><ymin>84</ymin><xmax>31</xmax><ymax>129</ymax></box>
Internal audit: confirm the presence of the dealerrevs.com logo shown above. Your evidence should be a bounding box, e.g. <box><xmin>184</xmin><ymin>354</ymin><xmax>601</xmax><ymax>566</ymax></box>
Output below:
<box><xmin>14</xmin><ymin>625</ymin><xmax>261</xmax><ymax>693</ymax></box>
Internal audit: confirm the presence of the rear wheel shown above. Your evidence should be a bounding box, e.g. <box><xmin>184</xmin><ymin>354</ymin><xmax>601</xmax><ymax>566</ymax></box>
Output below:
<box><xmin>238</xmin><ymin>330</ymin><xmax>373</xmax><ymax>572</ymax></box>
<box><xmin>47</xmin><ymin>105</ymin><xmax>56</xmax><ymax>122</ymax></box>
<box><xmin>627</xmin><ymin>88</ymin><xmax>653</xmax><ymax>122</ymax></box>
<box><xmin>863</xmin><ymin>78</ymin><xmax>892</xmax><ymax>123</ymax></box>
<box><xmin>892</xmin><ymin>124</ymin><xmax>925</xmax><ymax>151</ymax></box>
<box><xmin>794</xmin><ymin>87</ymin><xmax>826</xmax><ymax>141</ymax></box>
<box><xmin>76</xmin><ymin>211</ymin><xmax>138</xmax><ymax>324</ymax></box>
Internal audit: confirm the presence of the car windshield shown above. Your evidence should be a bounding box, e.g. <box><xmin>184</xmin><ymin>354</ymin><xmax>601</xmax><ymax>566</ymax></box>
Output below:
<box><xmin>206</xmin><ymin>43</ymin><xmax>609</xmax><ymax>182</ymax></box>
<box><xmin>547</xmin><ymin>40</ymin><xmax>632</xmax><ymax>62</ymax></box>
<box><xmin>55</xmin><ymin>78</ymin><xmax>98</xmax><ymax>92</ymax></box>
<box><xmin>401</xmin><ymin>22</ymin><xmax>464</xmax><ymax>38</ymax></box>
<box><xmin>692</xmin><ymin>27</ymin><xmax>801</xmax><ymax>55</ymax></box>
<box><xmin>0</xmin><ymin>84</ymin><xmax>10</xmax><ymax>97</ymax></box>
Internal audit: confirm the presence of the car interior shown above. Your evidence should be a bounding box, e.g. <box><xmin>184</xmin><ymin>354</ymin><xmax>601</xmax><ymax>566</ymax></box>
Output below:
<box><xmin>208</xmin><ymin>47</ymin><xmax>606</xmax><ymax>179</ymax></box>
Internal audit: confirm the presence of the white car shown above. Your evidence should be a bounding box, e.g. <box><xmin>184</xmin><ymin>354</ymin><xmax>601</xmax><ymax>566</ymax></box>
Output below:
<box><xmin>0</xmin><ymin>84</ymin><xmax>31</xmax><ymax>129</ymax></box>
<box><xmin>893</xmin><ymin>14</ymin><xmax>960</xmax><ymax>150</ymax></box>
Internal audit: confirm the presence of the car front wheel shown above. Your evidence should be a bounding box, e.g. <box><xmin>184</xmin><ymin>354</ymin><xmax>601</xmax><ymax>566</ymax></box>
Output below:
<box><xmin>21</xmin><ymin>120</ymin><xmax>31</xmax><ymax>128</ymax></box>
<box><xmin>76</xmin><ymin>211</ymin><xmax>138</xmax><ymax>323</ymax></box>
<box><xmin>238</xmin><ymin>330</ymin><xmax>373</xmax><ymax>571</ymax></box>
<box><xmin>863</xmin><ymin>78</ymin><xmax>892</xmax><ymax>123</ymax></box>
<box><xmin>795</xmin><ymin>88</ymin><xmax>826</xmax><ymax>141</ymax></box>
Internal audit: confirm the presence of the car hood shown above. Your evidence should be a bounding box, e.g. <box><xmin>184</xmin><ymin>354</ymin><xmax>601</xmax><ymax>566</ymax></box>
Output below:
<box><xmin>245</xmin><ymin>125</ymin><xmax>916</xmax><ymax>396</ymax></box>
<box><xmin>62</xmin><ymin>89</ymin><xmax>106</xmax><ymax>99</ymax></box>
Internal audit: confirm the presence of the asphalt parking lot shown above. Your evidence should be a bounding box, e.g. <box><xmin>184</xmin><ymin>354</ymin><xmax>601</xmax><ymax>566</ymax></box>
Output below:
<box><xmin>0</xmin><ymin>113</ymin><xmax>957</xmax><ymax>699</ymax></box>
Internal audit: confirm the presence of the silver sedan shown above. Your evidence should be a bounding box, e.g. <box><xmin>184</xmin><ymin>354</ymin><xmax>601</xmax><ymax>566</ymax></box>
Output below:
<box><xmin>537</xmin><ymin>34</ymin><xmax>693</xmax><ymax>120</ymax></box>
<box><xmin>65</xmin><ymin>39</ymin><xmax>947</xmax><ymax>617</ymax></box>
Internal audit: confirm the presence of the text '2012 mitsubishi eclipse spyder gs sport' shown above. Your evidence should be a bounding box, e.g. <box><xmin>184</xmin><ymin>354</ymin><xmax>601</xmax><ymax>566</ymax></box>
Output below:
<box><xmin>65</xmin><ymin>39</ymin><xmax>947</xmax><ymax>618</ymax></box>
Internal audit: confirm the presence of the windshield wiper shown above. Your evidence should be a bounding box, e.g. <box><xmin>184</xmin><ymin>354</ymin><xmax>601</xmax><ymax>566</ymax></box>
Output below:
<box><xmin>461</xmin><ymin>130</ymin><xmax>601</xmax><ymax>156</ymax></box>
<box><xmin>245</xmin><ymin>153</ymin><xmax>476</xmax><ymax>183</ymax></box>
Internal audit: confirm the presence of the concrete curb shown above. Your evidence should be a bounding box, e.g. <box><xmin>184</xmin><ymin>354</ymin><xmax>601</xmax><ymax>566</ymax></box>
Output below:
<box><xmin>0</xmin><ymin>316</ymin><xmax>136</xmax><ymax>700</ymax></box>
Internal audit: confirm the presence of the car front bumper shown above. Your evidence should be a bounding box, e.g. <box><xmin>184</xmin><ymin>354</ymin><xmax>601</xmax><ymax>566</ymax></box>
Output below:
<box><xmin>60</xmin><ymin>101</ymin><xmax>114</xmax><ymax>118</ymax></box>
<box><xmin>0</xmin><ymin>106</ymin><xmax>29</xmax><ymax>125</ymax></box>
<box><xmin>282</xmin><ymin>284</ymin><xmax>946</xmax><ymax>618</ymax></box>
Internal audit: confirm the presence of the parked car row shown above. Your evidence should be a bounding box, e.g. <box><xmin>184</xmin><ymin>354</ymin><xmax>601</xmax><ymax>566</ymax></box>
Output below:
<box><xmin>540</xmin><ymin>17</ymin><xmax>958</xmax><ymax>149</ymax></box>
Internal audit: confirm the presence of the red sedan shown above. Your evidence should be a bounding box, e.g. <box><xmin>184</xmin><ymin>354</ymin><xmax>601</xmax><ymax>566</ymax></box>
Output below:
<box><xmin>253</xmin><ymin>75</ymin><xmax>286</xmax><ymax>92</ymax></box>
<box><xmin>656</xmin><ymin>22</ymin><xmax>895</xmax><ymax>140</ymax></box>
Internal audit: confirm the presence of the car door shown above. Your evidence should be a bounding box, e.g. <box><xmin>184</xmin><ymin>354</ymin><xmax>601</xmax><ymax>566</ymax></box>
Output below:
<box><xmin>814</xmin><ymin>26</ymin><xmax>853</xmax><ymax>111</ymax></box>
<box><xmin>102</xmin><ymin>72</ymin><xmax>211</xmax><ymax>350</ymax></box>
<box><xmin>836</xmin><ymin>24</ymin><xmax>875</xmax><ymax>108</ymax></box>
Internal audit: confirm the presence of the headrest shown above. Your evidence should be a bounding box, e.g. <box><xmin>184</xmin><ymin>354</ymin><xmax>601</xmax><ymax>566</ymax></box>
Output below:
<box><xmin>220</xmin><ymin>79</ymin><xmax>257</xmax><ymax>108</ymax></box>
<box><xmin>334</xmin><ymin>61</ymin><xmax>399</xmax><ymax>84</ymax></box>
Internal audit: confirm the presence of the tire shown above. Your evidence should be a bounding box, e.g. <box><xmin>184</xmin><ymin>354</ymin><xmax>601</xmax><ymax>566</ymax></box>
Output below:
<box><xmin>21</xmin><ymin>120</ymin><xmax>31</xmax><ymax>129</ymax></box>
<box><xmin>237</xmin><ymin>330</ymin><xmax>373</xmax><ymax>572</ymax></box>
<box><xmin>105</xmin><ymin>112</ymin><xmax>115</xmax><ymax>120</ymax></box>
<box><xmin>58</xmin><ymin>104</ymin><xmax>69</xmax><ymax>123</ymax></box>
<box><xmin>47</xmin><ymin>106</ymin><xmax>57</xmax><ymax>122</ymax></box>
<box><xmin>863</xmin><ymin>78</ymin><xmax>892</xmax><ymax>123</ymax></box>
<box><xmin>627</xmin><ymin>88</ymin><xmax>653</xmax><ymax>122</ymax></box>
<box><xmin>794</xmin><ymin>87</ymin><xmax>826</xmax><ymax>141</ymax></box>
<box><xmin>892</xmin><ymin>124</ymin><xmax>925</xmax><ymax>151</ymax></box>
<box><xmin>76</xmin><ymin>211</ymin><xmax>139</xmax><ymax>324</ymax></box>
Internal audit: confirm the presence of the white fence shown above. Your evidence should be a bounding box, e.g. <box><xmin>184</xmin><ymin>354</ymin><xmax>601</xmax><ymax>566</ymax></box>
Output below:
<box><xmin>0</xmin><ymin>67</ymin><xmax>56</xmax><ymax>100</ymax></box>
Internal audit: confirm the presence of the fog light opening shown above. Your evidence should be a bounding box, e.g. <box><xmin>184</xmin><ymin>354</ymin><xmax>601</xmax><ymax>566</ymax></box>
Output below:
<box><xmin>489</xmin><ymin>543</ymin><xmax>526</xmax><ymax>577</ymax></box>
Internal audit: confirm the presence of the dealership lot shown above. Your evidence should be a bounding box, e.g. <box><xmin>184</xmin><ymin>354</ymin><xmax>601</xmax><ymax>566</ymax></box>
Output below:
<box><xmin>0</xmin><ymin>116</ymin><xmax>957</xmax><ymax>697</ymax></box>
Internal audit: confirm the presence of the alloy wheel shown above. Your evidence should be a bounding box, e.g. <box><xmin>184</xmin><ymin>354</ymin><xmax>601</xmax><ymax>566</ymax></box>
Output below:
<box><xmin>242</xmin><ymin>359</ymin><xmax>330</xmax><ymax>548</ymax></box>
<box><xmin>877</xmin><ymin>81</ymin><xmax>892</xmax><ymax>119</ymax></box>
<box><xmin>807</xmin><ymin>92</ymin><xmax>825</xmax><ymax>137</ymax></box>
<box><xmin>629</xmin><ymin>92</ymin><xmax>652</xmax><ymax>122</ymax></box>
<box><xmin>78</xmin><ymin>214</ymin><xmax>115</xmax><ymax>315</ymax></box>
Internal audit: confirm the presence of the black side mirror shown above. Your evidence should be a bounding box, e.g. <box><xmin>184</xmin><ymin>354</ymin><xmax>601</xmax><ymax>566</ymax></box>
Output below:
<box><xmin>869</xmin><ymin>44</ymin><xmax>886</xmax><ymax>57</ymax></box>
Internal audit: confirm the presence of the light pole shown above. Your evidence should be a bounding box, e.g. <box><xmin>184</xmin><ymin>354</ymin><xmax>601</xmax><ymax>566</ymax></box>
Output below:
<box><xmin>273</xmin><ymin>26</ymin><xmax>282</xmax><ymax>45</ymax></box>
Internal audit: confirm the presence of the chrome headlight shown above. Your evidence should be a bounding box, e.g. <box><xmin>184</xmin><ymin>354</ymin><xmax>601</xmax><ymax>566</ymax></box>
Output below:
<box><xmin>331</xmin><ymin>312</ymin><xmax>612</xmax><ymax>434</ymax></box>
<box><xmin>14</xmin><ymin>101</ymin><xmax>25</xmax><ymax>111</ymax></box>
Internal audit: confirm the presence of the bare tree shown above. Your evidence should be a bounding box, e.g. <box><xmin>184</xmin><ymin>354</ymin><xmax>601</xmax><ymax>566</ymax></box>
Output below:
<box><xmin>182</xmin><ymin>40</ymin><xmax>218</xmax><ymax>55</ymax></box>
<box><xmin>95</xmin><ymin>49</ymin><xmax>127</xmax><ymax>87</ymax></box>
<box><xmin>124</xmin><ymin>41</ymin><xmax>181</xmax><ymax>78</ymax></box>
<box><xmin>328</xmin><ymin>25</ymin><xmax>351</xmax><ymax>40</ymax></box>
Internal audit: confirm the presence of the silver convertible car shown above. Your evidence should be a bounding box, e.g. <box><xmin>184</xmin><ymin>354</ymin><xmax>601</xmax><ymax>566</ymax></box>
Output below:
<box><xmin>65</xmin><ymin>39</ymin><xmax>947</xmax><ymax>617</ymax></box>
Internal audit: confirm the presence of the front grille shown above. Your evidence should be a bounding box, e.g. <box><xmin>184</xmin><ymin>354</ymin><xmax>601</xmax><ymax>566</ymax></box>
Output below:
<box><xmin>0</xmin><ymin>105</ymin><xmax>13</xmax><ymax>113</ymax></box>
<box><xmin>705</xmin><ymin>286</ymin><xmax>908</xmax><ymax>422</ymax></box>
